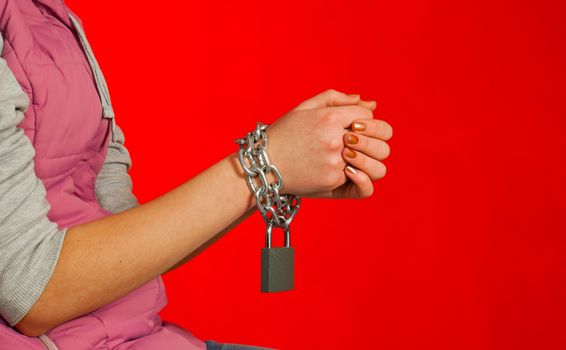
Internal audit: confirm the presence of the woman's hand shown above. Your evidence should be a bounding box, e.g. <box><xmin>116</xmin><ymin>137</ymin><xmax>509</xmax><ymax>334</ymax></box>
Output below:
<box><xmin>264</xmin><ymin>89</ymin><xmax>392</xmax><ymax>199</ymax></box>
<box><xmin>333</xmin><ymin>117</ymin><xmax>393</xmax><ymax>198</ymax></box>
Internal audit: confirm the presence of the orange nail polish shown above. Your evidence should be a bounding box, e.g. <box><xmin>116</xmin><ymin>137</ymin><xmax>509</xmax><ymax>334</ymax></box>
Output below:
<box><xmin>346</xmin><ymin>148</ymin><xmax>356</xmax><ymax>158</ymax></box>
<box><xmin>346</xmin><ymin>165</ymin><xmax>358</xmax><ymax>174</ymax></box>
<box><xmin>347</xmin><ymin>134</ymin><xmax>359</xmax><ymax>145</ymax></box>
<box><xmin>352</xmin><ymin>121</ymin><xmax>366</xmax><ymax>132</ymax></box>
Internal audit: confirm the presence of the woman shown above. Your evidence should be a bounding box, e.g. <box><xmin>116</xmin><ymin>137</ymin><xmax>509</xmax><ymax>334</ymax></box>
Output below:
<box><xmin>0</xmin><ymin>0</ymin><xmax>392</xmax><ymax>349</ymax></box>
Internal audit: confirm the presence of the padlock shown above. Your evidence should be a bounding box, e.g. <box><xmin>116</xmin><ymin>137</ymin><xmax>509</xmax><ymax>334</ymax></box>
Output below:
<box><xmin>261</xmin><ymin>223</ymin><xmax>294</xmax><ymax>292</ymax></box>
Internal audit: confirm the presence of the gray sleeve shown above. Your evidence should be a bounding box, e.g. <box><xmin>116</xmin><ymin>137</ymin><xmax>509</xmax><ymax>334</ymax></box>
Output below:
<box><xmin>0</xmin><ymin>36</ymin><xmax>68</xmax><ymax>326</ymax></box>
<box><xmin>94</xmin><ymin>121</ymin><xmax>140</xmax><ymax>214</ymax></box>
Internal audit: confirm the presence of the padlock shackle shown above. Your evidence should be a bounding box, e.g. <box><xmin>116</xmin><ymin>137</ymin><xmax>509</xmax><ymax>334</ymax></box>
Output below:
<box><xmin>265</xmin><ymin>222</ymin><xmax>291</xmax><ymax>248</ymax></box>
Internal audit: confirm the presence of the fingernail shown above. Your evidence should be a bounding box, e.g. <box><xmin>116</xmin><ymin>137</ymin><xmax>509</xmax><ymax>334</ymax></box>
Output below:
<box><xmin>352</xmin><ymin>121</ymin><xmax>366</xmax><ymax>132</ymax></box>
<box><xmin>347</xmin><ymin>134</ymin><xmax>359</xmax><ymax>145</ymax></box>
<box><xmin>348</xmin><ymin>94</ymin><xmax>360</xmax><ymax>99</ymax></box>
<box><xmin>346</xmin><ymin>165</ymin><xmax>357</xmax><ymax>174</ymax></box>
<box><xmin>346</xmin><ymin>148</ymin><xmax>357</xmax><ymax>158</ymax></box>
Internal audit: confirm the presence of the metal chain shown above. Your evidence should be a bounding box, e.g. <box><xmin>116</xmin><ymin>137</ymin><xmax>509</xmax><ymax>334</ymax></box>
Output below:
<box><xmin>234</xmin><ymin>122</ymin><xmax>301</xmax><ymax>243</ymax></box>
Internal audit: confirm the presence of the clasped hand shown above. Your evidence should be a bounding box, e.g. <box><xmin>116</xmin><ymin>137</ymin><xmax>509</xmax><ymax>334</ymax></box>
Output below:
<box><xmin>264</xmin><ymin>89</ymin><xmax>393</xmax><ymax>199</ymax></box>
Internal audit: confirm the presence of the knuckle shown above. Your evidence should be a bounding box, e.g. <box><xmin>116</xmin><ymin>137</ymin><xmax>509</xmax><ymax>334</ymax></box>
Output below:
<box><xmin>377</xmin><ymin>120</ymin><xmax>393</xmax><ymax>139</ymax></box>
<box><xmin>373</xmin><ymin>162</ymin><xmax>387</xmax><ymax>179</ymax></box>
<box><xmin>321</xmin><ymin>157</ymin><xmax>345</xmax><ymax>188</ymax></box>
<box><xmin>352</xmin><ymin>105</ymin><xmax>372</xmax><ymax>118</ymax></box>
<box><xmin>378</xmin><ymin>141</ymin><xmax>391</xmax><ymax>159</ymax></box>
<box><xmin>330</xmin><ymin>170</ymin><xmax>346</xmax><ymax>188</ymax></box>
<box><xmin>385</xmin><ymin>121</ymin><xmax>394</xmax><ymax>138</ymax></box>
<box><xmin>327</xmin><ymin>136</ymin><xmax>343</xmax><ymax>150</ymax></box>
<box><xmin>322</xmin><ymin>171</ymin><xmax>340</xmax><ymax>189</ymax></box>
<box><xmin>321</xmin><ymin>89</ymin><xmax>339</xmax><ymax>100</ymax></box>
<box><xmin>357</xmin><ymin>133</ymin><xmax>369</xmax><ymax>149</ymax></box>
<box><xmin>328</xmin><ymin>154</ymin><xmax>344</xmax><ymax>169</ymax></box>
<box><xmin>323</xmin><ymin>154</ymin><xmax>341</xmax><ymax>172</ymax></box>
<box><xmin>364</xmin><ymin>184</ymin><xmax>375</xmax><ymax>198</ymax></box>
<box><xmin>355</xmin><ymin>152</ymin><xmax>367</xmax><ymax>168</ymax></box>
<box><xmin>319</xmin><ymin>108</ymin><xmax>339</xmax><ymax>125</ymax></box>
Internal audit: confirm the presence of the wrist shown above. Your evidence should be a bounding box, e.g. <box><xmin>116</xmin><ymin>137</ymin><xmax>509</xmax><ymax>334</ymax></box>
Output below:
<box><xmin>233</xmin><ymin>122</ymin><xmax>301</xmax><ymax>226</ymax></box>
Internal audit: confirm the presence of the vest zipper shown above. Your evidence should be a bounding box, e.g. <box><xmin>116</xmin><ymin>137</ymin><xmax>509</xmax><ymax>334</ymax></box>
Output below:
<box><xmin>38</xmin><ymin>334</ymin><xmax>59</xmax><ymax>350</ymax></box>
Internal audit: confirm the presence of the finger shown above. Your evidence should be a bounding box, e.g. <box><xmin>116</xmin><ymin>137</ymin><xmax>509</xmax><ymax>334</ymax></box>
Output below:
<box><xmin>358</xmin><ymin>100</ymin><xmax>377</xmax><ymax>111</ymax></box>
<box><xmin>323</xmin><ymin>104</ymin><xmax>374</xmax><ymax>128</ymax></box>
<box><xmin>349</xmin><ymin>118</ymin><xmax>393</xmax><ymax>141</ymax></box>
<box><xmin>293</xmin><ymin>89</ymin><xmax>361</xmax><ymax>111</ymax></box>
<box><xmin>352</xmin><ymin>95</ymin><xmax>377</xmax><ymax>112</ymax></box>
<box><xmin>344</xmin><ymin>132</ymin><xmax>390</xmax><ymax>161</ymax></box>
<box><xmin>342</xmin><ymin>147</ymin><xmax>387</xmax><ymax>181</ymax></box>
<box><xmin>337</xmin><ymin>165</ymin><xmax>374</xmax><ymax>198</ymax></box>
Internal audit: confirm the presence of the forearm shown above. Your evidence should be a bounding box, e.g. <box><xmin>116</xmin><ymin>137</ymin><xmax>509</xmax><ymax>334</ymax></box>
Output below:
<box><xmin>165</xmin><ymin>204</ymin><xmax>257</xmax><ymax>273</ymax></box>
<box><xmin>16</xmin><ymin>151</ymin><xmax>256</xmax><ymax>336</ymax></box>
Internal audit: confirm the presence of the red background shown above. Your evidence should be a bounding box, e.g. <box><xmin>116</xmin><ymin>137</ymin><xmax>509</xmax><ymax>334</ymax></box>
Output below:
<box><xmin>66</xmin><ymin>1</ymin><xmax>566</xmax><ymax>349</ymax></box>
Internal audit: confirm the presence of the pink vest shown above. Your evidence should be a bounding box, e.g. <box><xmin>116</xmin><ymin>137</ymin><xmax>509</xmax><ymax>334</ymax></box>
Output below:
<box><xmin>0</xmin><ymin>0</ymin><xmax>205</xmax><ymax>348</ymax></box>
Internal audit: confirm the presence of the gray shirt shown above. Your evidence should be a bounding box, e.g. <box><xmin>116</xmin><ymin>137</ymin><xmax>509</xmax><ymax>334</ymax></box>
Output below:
<box><xmin>0</xmin><ymin>26</ymin><xmax>139</xmax><ymax>326</ymax></box>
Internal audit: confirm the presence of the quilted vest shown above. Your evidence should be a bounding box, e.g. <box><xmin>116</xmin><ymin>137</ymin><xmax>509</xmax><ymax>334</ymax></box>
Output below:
<box><xmin>0</xmin><ymin>1</ymin><xmax>205</xmax><ymax>349</ymax></box>
<box><xmin>1</xmin><ymin>0</ymin><xmax>113</xmax><ymax>227</ymax></box>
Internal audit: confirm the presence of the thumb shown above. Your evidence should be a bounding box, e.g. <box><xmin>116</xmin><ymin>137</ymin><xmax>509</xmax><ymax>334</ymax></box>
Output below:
<box><xmin>293</xmin><ymin>89</ymin><xmax>361</xmax><ymax>111</ymax></box>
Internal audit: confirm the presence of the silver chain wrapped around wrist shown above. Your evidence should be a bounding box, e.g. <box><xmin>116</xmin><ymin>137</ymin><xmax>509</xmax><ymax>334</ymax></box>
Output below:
<box><xmin>234</xmin><ymin>122</ymin><xmax>301</xmax><ymax>236</ymax></box>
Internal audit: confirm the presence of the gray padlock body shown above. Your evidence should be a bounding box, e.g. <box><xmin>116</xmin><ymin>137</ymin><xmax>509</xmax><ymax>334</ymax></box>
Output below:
<box><xmin>261</xmin><ymin>247</ymin><xmax>294</xmax><ymax>292</ymax></box>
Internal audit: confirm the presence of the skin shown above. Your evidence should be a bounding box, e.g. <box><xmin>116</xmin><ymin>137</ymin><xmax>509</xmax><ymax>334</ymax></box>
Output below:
<box><xmin>15</xmin><ymin>89</ymin><xmax>392</xmax><ymax>337</ymax></box>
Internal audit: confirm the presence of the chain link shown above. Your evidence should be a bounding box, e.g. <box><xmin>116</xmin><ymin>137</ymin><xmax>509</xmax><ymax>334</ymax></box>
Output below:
<box><xmin>234</xmin><ymin>122</ymin><xmax>301</xmax><ymax>240</ymax></box>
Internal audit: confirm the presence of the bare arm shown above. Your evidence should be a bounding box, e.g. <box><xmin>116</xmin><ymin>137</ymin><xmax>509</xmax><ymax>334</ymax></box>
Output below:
<box><xmin>165</xmin><ymin>205</ymin><xmax>257</xmax><ymax>274</ymax></box>
<box><xmin>92</xmin><ymin>119</ymin><xmax>253</xmax><ymax>274</ymax></box>
<box><xmin>16</xmin><ymin>89</ymin><xmax>391</xmax><ymax>337</ymax></box>
<box><xmin>16</xmin><ymin>151</ymin><xmax>256</xmax><ymax>336</ymax></box>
